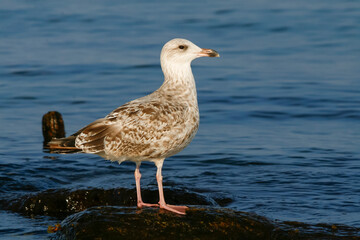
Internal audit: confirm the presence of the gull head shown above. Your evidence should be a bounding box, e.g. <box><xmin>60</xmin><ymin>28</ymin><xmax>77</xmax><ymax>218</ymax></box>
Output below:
<box><xmin>160</xmin><ymin>38</ymin><xmax>219</xmax><ymax>67</ymax></box>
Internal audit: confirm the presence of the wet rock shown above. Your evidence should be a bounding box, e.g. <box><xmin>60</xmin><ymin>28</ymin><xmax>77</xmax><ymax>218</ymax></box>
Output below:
<box><xmin>276</xmin><ymin>221</ymin><xmax>360</xmax><ymax>240</ymax></box>
<box><xmin>1</xmin><ymin>188</ymin><xmax>214</xmax><ymax>218</ymax></box>
<box><xmin>1</xmin><ymin>188</ymin><xmax>359</xmax><ymax>239</ymax></box>
<box><xmin>52</xmin><ymin>207</ymin><xmax>360</xmax><ymax>240</ymax></box>
<box><xmin>53</xmin><ymin>207</ymin><xmax>274</xmax><ymax>240</ymax></box>
<box><xmin>211</xmin><ymin>194</ymin><xmax>234</xmax><ymax>207</ymax></box>
<box><xmin>42</xmin><ymin>111</ymin><xmax>65</xmax><ymax>145</ymax></box>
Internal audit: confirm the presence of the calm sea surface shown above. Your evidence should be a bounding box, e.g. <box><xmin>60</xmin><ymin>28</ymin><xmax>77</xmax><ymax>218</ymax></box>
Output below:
<box><xmin>1</xmin><ymin>0</ymin><xmax>360</xmax><ymax>238</ymax></box>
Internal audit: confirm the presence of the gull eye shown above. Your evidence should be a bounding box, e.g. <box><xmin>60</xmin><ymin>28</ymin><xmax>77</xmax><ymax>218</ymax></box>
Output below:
<box><xmin>179</xmin><ymin>45</ymin><xmax>185</xmax><ymax>50</ymax></box>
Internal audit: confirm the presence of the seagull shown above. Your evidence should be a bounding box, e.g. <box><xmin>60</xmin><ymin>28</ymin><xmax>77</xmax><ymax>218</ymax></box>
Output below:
<box><xmin>48</xmin><ymin>38</ymin><xmax>219</xmax><ymax>215</ymax></box>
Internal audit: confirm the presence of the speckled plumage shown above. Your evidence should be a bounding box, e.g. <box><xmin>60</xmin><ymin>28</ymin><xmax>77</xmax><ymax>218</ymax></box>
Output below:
<box><xmin>75</xmin><ymin>93</ymin><xmax>199</xmax><ymax>163</ymax></box>
<box><xmin>49</xmin><ymin>38</ymin><xmax>219</xmax><ymax>215</ymax></box>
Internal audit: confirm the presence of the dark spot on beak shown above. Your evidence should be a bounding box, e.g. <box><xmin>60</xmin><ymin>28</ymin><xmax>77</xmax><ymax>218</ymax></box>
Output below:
<box><xmin>199</xmin><ymin>48</ymin><xmax>220</xmax><ymax>57</ymax></box>
<box><xmin>208</xmin><ymin>50</ymin><xmax>220</xmax><ymax>57</ymax></box>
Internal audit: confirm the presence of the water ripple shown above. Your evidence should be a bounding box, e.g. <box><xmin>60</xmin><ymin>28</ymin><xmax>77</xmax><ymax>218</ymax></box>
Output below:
<box><xmin>201</xmin><ymin>157</ymin><xmax>276</xmax><ymax>166</ymax></box>
<box><xmin>9</xmin><ymin>69</ymin><xmax>53</xmax><ymax>77</ymax></box>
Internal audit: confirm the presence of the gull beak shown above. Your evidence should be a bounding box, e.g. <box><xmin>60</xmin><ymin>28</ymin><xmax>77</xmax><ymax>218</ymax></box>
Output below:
<box><xmin>197</xmin><ymin>48</ymin><xmax>220</xmax><ymax>58</ymax></box>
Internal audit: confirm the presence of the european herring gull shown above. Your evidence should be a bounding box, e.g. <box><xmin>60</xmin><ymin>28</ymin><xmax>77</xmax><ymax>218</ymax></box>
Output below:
<box><xmin>49</xmin><ymin>38</ymin><xmax>219</xmax><ymax>215</ymax></box>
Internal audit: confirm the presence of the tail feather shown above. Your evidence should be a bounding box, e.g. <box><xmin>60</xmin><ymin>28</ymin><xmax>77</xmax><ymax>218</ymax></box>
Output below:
<box><xmin>49</xmin><ymin>135</ymin><xmax>76</xmax><ymax>147</ymax></box>
<box><xmin>46</xmin><ymin>136</ymin><xmax>82</xmax><ymax>153</ymax></box>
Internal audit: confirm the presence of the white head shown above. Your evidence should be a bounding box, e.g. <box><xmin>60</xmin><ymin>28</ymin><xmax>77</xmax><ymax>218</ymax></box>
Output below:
<box><xmin>160</xmin><ymin>38</ymin><xmax>219</xmax><ymax>69</ymax></box>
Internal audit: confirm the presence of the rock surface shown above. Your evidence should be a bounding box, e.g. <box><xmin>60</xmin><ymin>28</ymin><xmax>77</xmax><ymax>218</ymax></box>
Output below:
<box><xmin>1</xmin><ymin>188</ymin><xmax>214</xmax><ymax>218</ymax></box>
<box><xmin>54</xmin><ymin>207</ymin><xmax>273</xmax><ymax>240</ymax></box>
<box><xmin>42</xmin><ymin>111</ymin><xmax>65</xmax><ymax>145</ymax></box>
<box><xmin>53</xmin><ymin>206</ymin><xmax>359</xmax><ymax>240</ymax></box>
<box><xmin>2</xmin><ymin>188</ymin><xmax>359</xmax><ymax>239</ymax></box>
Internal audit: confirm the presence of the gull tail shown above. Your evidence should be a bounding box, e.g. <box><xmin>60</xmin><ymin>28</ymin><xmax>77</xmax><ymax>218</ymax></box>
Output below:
<box><xmin>42</xmin><ymin>111</ymin><xmax>81</xmax><ymax>153</ymax></box>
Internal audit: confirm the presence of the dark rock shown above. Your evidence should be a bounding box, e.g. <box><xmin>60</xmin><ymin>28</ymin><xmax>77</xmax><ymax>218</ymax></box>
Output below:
<box><xmin>53</xmin><ymin>207</ymin><xmax>274</xmax><ymax>240</ymax></box>
<box><xmin>52</xmin><ymin>207</ymin><xmax>360</xmax><ymax>240</ymax></box>
<box><xmin>1</xmin><ymin>188</ymin><xmax>214</xmax><ymax>218</ymax></box>
<box><xmin>211</xmin><ymin>195</ymin><xmax>234</xmax><ymax>207</ymax></box>
<box><xmin>276</xmin><ymin>221</ymin><xmax>360</xmax><ymax>240</ymax></box>
<box><xmin>42</xmin><ymin>111</ymin><xmax>65</xmax><ymax>145</ymax></box>
<box><xmin>1</xmin><ymin>188</ymin><xmax>359</xmax><ymax>239</ymax></box>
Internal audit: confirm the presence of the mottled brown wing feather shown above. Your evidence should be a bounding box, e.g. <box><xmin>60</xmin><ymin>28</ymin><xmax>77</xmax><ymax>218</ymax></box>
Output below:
<box><xmin>75</xmin><ymin>100</ymin><xmax>193</xmax><ymax>160</ymax></box>
<box><xmin>75</xmin><ymin>119</ymin><xmax>115</xmax><ymax>154</ymax></box>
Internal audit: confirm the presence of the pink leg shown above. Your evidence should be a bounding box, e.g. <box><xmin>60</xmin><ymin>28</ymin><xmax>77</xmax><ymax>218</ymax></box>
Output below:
<box><xmin>155</xmin><ymin>159</ymin><xmax>188</xmax><ymax>215</ymax></box>
<box><xmin>135</xmin><ymin>163</ymin><xmax>158</xmax><ymax>208</ymax></box>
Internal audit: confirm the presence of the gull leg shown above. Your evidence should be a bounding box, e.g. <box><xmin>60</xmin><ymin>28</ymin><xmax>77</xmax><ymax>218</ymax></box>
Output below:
<box><xmin>155</xmin><ymin>159</ymin><xmax>188</xmax><ymax>215</ymax></box>
<box><xmin>135</xmin><ymin>163</ymin><xmax>159</xmax><ymax>208</ymax></box>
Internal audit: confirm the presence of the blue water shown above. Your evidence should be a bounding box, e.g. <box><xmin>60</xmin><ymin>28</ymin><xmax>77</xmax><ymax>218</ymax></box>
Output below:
<box><xmin>1</xmin><ymin>0</ymin><xmax>360</xmax><ymax>238</ymax></box>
